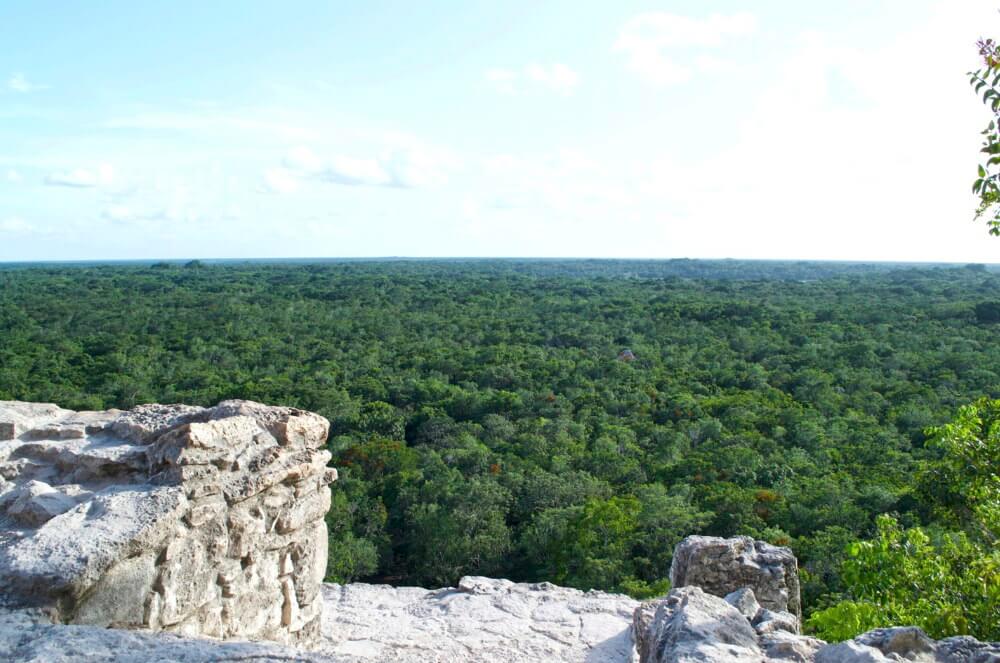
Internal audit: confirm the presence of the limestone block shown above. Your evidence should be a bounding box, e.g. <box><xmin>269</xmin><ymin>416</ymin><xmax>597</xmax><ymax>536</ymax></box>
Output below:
<box><xmin>760</xmin><ymin>631</ymin><xmax>827</xmax><ymax>662</ymax></box>
<box><xmin>724</xmin><ymin>587</ymin><xmax>761</xmax><ymax>621</ymax></box>
<box><xmin>6</xmin><ymin>480</ymin><xmax>78</xmax><ymax>526</ymax></box>
<box><xmin>0</xmin><ymin>399</ymin><xmax>334</xmax><ymax>650</ymax></box>
<box><xmin>632</xmin><ymin>585</ymin><xmax>763</xmax><ymax>663</ymax></box>
<box><xmin>73</xmin><ymin>552</ymin><xmax>158</xmax><ymax>627</ymax></box>
<box><xmin>670</xmin><ymin>535</ymin><xmax>801</xmax><ymax>618</ymax></box>
<box><xmin>751</xmin><ymin>608</ymin><xmax>800</xmax><ymax>635</ymax></box>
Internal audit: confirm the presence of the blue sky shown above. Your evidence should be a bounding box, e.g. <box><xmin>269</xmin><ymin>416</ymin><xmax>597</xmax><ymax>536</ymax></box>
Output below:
<box><xmin>1</xmin><ymin>0</ymin><xmax>997</xmax><ymax>261</ymax></box>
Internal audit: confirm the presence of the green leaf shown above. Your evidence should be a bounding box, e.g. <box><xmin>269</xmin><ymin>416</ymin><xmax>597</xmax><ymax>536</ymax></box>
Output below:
<box><xmin>979</xmin><ymin>165</ymin><xmax>987</xmax><ymax>178</ymax></box>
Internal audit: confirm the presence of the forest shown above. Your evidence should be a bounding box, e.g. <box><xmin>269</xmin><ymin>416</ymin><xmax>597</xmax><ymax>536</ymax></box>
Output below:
<box><xmin>0</xmin><ymin>259</ymin><xmax>997</xmax><ymax>638</ymax></box>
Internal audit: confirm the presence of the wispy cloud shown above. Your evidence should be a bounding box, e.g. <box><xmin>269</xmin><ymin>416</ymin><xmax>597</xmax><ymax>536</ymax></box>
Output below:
<box><xmin>102</xmin><ymin>111</ymin><xmax>316</xmax><ymax>140</ymax></box>
<box><xmin>6</xmin><ymin>169</ymin><xmax>22</xmax><ymax>183</ymax></box>
<box><xmin>486</xmin><ymin>63</ymin><xmax>580</xmax><ymax>95</ymax></box>
<box><xmin>614</xmin><ymin>12</ymin><xmax>756</xmax><ymax>85</ymax></box>
<box><xmin>44</xmin><ymin>164</ymin><xmax>115</xmax><ymax>188</ymax></box>
<box><xmin>0</xmin><ymin>217</ymin><xmax>33</xmax><ymax>234</ymax></box>
<box><xmin>485</xmin><ymin>68</ymin><xmax>518</xmax><ymax>95</ymax></box>
<box><xmin>7</xmin><ymin>73</ymin><xmax>48</xmax><ymax>93</ymax></box>
<box><xmin>264</xmin><ymin>142</ymin><xmax>456</xmax><ymax>193</ymax></box>
<box><xmin>261</xmin><ymin>167</ymin><xmax>300</xmax><ymax>194</ymax></box>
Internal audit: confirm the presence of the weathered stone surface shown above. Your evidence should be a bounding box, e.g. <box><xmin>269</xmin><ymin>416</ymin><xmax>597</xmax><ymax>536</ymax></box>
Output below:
<box><xmin>753</xmin><ymin>608</ymin><xmax>800</xmax><ymax>635</ymax></box>
<box><xmin>632</xmin><ymin>586</ymin><xmax>763</xmax><ymax>663</ymax></box>
<box><xmin>855</xmin><ymin>626</ymin><xmax>936</xmax><ymax>662</ymax></box>
<box><xmin>670</xmin><ymin>535</ymin><xmax>801</xmax><ymax>618</ymax></box>
<box><xmin>0</xmin><ymin>608</ymin><xmax>335</xmax><ymax>663</ymax></box>
<box><xmin>320</xmin><ymin>576</ymin><xmax>639</xmax><ymax>662</ymax></box>
<box><xmin>0</xmin><ymin>399</ymin><xmax>334</xmax><ymax>649</ymax></box>
<box><xmin>4</xmin><ymin>480</ymin><xmax>78</xmax><ymax>526</ymax></box>
<box><xmin>814</xmin><ymin>640</ymin><xmax>896</xmax><ymax>662</ymax></box>
<box><xmin>724</xmin><ymin>587</ymin><xmax>762</xmax><ymax>621</ymax></box>
<box><xmin>935</xmin><ymin>636</ymin><xmax>1000</xmax><ymax>662</ymax></box>
<box><xmin>4</xmin><ymin>572</ymin><xmax>1000</xmax><ymax>662</ymax></box>
<box><xmin>761</xmin><ymin>631</ymin><xmax>826</xmax><ymax>662</ymax></box>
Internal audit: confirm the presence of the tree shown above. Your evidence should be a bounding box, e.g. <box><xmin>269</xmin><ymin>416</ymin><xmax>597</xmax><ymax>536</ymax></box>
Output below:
<box><xmin>807</xmin><ymin>400</ymin><xmax>1000</xmax><ymax>641</ymax></box>
<box><xmin>805</xmin><ymin>515</ymin><xmax>1000</xmax><ymax>641</ymax></box>
<box><xmin>969</xmin><ymin>38</ymin><xmax>1000</xmax><ymax>234</ymax></box>
<box><xmin>919</xmin><ymin>398</ymin><xmax>1000</xmax><ymax>543</ymax></box>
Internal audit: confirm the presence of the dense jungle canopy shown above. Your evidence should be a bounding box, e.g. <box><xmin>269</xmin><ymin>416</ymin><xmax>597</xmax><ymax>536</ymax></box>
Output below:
<box><xmin>1</xmin><ymin>259</ymin><xmax>997</xmax><ymax>636</ymax></box>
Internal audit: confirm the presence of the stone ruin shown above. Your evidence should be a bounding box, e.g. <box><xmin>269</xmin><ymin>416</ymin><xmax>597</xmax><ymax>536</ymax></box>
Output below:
<box><xmin>634</xmin><ymin>536</ymin><xmax>999</xmax><ymax>663</ymax></box>
<box><xmin>0</xmin><ymin>399</ymin><xmax>336</xmax><ymax>648</ymax></box>
<box><xmin>670</xmin><ymin>534</ymin><xmax>801</xmax><ymax>619</ymax></box>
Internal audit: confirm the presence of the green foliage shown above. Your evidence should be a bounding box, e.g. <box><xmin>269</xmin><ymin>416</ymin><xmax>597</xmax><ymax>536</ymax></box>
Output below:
<box><xmin>805</xmin><ymin>600</ymin><xmax>884</xmax><ymax>643</ymax></box>
<box><xmin>921</xmin><ymin>398</ymin><xmax>1000</xmax><ymax>541</ymax></box>
<box><xmin>809</xmin><ymin>399</ymin><xmax>1000</xmax><ymax>641</ymax></box>
<box><xmin>1</xmin><ymin>260</ymin><xmax>999</xmax><ymax>605</ymax></box>
<box><xmin>969</xmin><ymin>39</ymin><xmax>1000</xmax><ymax>235</ymax></box>
<box><xmin>806</xmin><ymin>516</ymin><xmax>1000</xmax><ymax>641</ymax></box>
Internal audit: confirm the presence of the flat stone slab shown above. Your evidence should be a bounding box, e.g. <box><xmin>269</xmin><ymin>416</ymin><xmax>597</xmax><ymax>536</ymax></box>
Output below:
<box><xmin>317</xmin><ymin>576</ymin><xmax>640</xmax><ymax>663</ymax></box>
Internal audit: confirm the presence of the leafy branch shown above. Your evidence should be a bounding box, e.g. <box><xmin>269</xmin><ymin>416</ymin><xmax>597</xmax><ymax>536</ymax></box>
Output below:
<box><xmin>970</xmin><ymin>38</ymin><xmax>1000</xmax><ymax>235</ymax></box>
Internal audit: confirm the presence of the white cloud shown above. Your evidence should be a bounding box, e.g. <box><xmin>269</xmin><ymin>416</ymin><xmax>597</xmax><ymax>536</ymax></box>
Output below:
<box><xmin>628</xmin><ymin>2</ymin><xmax>997</xmax><ymax>261</ymax></box>
<box><xmin>261</xmin><ymin>167</ymin><xmax>300</xmax><ymax>194</ymax></box>
<box><xmin>0</xmin><ymin>217</ymin><xmax>32</xmax><ymax>234</ymax></box>
<box><xmin>7</xmin><ymin>73</ymin><xmax>47</xmax><ymax>93</ymax></box>
<box><xmin>485</xmin><ymin>68</ymin><xmax>518</xmax><ymax>94</ymax></box>
<box><xmin>284</xmin><ymin>146</ymin><xmax>325</xmax><ymax>172</ymax></box>
<box><xmin>44</xmin><ymin>164</ymin><xmax>115</xmax><ymax>188</ymax></box>
<box><xmin>101</xmin><ymin>201</ymin><xmax>203</xmax><ymax>226</ymax></box>
<box><xmin>277</xmin><ymin>141</ymin><xmax>456</xmax><ymax>190</ymax></box>
<box><xmin>321</xmin><ymin>155</ymin><xmax>393</xmax><ymax>187</ymax></box>
<box><xmin>526</xmin><ymin>63</ymin><xmax>580</xmax><ymax>94</ymax></box>
<box><xmin>103</xmin><ymin>111</ymin><xmax>315</xmax><ymax>140</ymax></box>
<box><xmin>6</xmin><ymin>169</ymin><xmax>22</xmax><ymax>183</ymax></box>
<box><xmin>486</xmin><ymin>63</ymin><xmax>580</xmax><ymax>94</ymax></box>
<box><xmin>102</xmin><ymin>204</ymin><xmax>138</xmax><ymax>222</ymax></box>
<box><xmin>614</xmin><ymin>12</ymin><xmax>756</xmax><ymax>85</ymax></box>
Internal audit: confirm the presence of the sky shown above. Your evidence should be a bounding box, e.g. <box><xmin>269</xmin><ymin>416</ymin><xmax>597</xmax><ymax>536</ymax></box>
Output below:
<box><xmin>1</xmin><ymin>0</ymin><xmax>999</xmax><ymax>262</ymax></box>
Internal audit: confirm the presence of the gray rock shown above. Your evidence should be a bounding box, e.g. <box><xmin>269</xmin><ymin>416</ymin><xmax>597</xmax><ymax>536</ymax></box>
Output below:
<box><xmin>752</xmin><ymin>608</ymin><xmax>800</xmax><ymax>635</ymax></box>
<box><xmin>855</xmin><ymin>627</ymin><xmax>936</xmax><ymax>661</ymax></box>
<box><xmin>670</xmin><ymin>535</ymin><xmax>802</xmax><ymax>618</ymax></box>
<box><xmin>0</xmin><ymin>399</ymin><xmax>335</xmax><ymax>649</ymax></box>
<box><xmin>5</xmin><ymin>480</ymin><xmax>78</xmax><ymax>526</ymax></box>
<box><xmin>936</xmin><ymin>636</ymin><xmax>1000</xmax><ymax>662</ymax></box>
<box><xmin>724</xmin><ymin>587</ymin><xmax>762</xmax><ymax>620</ymax></box>
<box><xmin>761</xmin><ymin>631</ymin><xmax>826</xmax><ymax>662</ymax></box>
<box><xmin>321</xmin><ymin>576</ymin><xmax>639</xmax><ymax>662</ymax></box>
<box><xmin>0</xmin><ymin>608</ymin><xmax>334</xmax><ymax>663</ymax></box>
<box><xmin>815</xmin><ymin>640</ymin><xmax>896</xmax><ymax>662</ymax></box>
<box><xmin>632</xmin><ymin>585</ymin><xmax>763</xmax><ymax>662</ymax></box>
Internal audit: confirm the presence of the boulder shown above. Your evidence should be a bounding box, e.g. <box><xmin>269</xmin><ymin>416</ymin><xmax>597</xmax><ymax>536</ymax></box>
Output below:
<box><xmin>753</xmin><ymin>608</ymin><xmax>800</xmax><ymax>635</ymax></box>
<box><xmin>632</xmin><ymin>586</ymin><xmax>764</xmax><ymax>662</ymax></box>
<box><xmin>814</xmin><ymin>640</ymin><xmax>896</xmax><ymax>662</ymax></box>
<box><xmin>935</xmin><ymin>636</ymin><xmax>1000</xmax><ymax>662</ymax></box>
<box><xmin>761</xmin><ymin>631</ymin><xmax>826</xmax><ymax>662</ymax></box>
<box><xmin>670</xmin><ymin>535</ymin><xmax>801</xmax><ymax>618</ymax></box>
<box><xmin>855</xmin><ymin>627</ymin><xmax>936</xmax><ymax>662</ymax></box>
<box><xmin>0</xmin><ymin>399</ymin><xmax>335</xmax><ymax>649</ymax></box>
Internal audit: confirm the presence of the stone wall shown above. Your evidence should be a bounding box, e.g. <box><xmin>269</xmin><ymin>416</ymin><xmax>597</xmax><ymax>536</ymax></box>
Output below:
<box><xmin>0</xmin><ymin>399</ymin><xmax>336</xmax><ymax>648</ymax></box>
